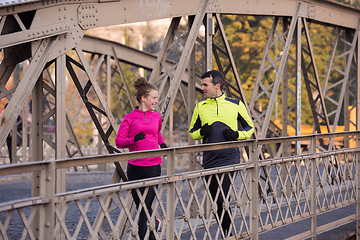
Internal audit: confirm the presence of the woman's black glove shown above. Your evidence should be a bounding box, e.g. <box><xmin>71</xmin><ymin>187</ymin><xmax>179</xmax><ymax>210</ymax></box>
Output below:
<box><xmin>160</xmin><ymin>143</ymin><xmax>168</xmax><ymax>148</ymax></box>
<box><xmin>200</xmin><ymin>123</ymin><xmax>212</xmax><ymax>136</ymax></box>
<box><xmin>134</xmin><ymin>132</ymin><xmax>146</xmax><ymax>142</ymax></box>
<box><xmin>223</xmin><ymin>129</ymin><xmax>239</xmax><ymax>141</ymax></box>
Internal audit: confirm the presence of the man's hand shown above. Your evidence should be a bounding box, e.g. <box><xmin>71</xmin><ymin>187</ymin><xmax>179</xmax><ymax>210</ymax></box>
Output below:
<box><xmin>200</xmin><ymin>123</ymin><xmax>212</xmax><ymax>136</ymax></box>
<box><xmin>160</xmin><ymin>143</ymin><xmax>168</xmax><ymax>148</ymax></box>
<box><xmin>134</xmin><ymin>132</ymin><xmax>146</xmax><ymax>142</ymax></box>
<box><xmin>223</xmin><ymin>128</ymin><xmax>239</xmax><ymax>141</ymax></box>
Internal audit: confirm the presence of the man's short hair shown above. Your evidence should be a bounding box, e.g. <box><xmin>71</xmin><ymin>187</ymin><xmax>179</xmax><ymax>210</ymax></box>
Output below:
<box><xmin>201</xmin><ymin>70</ymin><xmax>225</xmax><ymax>91</ymax></box>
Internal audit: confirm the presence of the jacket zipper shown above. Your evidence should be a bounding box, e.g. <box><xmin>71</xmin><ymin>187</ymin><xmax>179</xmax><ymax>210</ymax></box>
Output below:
<box><xmin>215</xmin><ymin>98</ymin><xmax>219</xmax><ymax>115</ymax></box>
<box><xmin>143</xmin><ymin>112</ymin><xmax>147</xmax><ymax>123</ymax></box>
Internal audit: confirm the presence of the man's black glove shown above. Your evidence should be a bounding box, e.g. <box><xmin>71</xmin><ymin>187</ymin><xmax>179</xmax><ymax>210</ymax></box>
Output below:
<box><xmin>223</xmin><ymin>128</ymin><xmax>239</xmax><ymax>141</ymax></box>
<box><xmin>134</xmin><ymin>132</ymin><xmax>146</xmax><ymax>142</ymax></box>
<box><xmin>200</xmin><ymin>123</ymin><xmax>212</xmax><ymax>136</ymax></box>
<box><xmin>160</xmin><ymin>143</ymin><xmax>168</xmax><ymax>148</ymax></box>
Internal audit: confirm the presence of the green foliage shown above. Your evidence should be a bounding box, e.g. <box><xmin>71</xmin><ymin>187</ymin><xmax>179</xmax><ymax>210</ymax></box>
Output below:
<box><xmin>333</xmin><ymin>0</ymin><xmax>360</xmax><ymax>8</ymax></box>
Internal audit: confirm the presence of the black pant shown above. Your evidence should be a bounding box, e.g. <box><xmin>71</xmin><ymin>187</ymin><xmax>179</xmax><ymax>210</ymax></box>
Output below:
<box><xmin>6</xmin><ymin>135</ymin><xmax>12</xmax><ymax>164</ymax></box>
<box><xmin>205</xmin><ymin>171</ymin><xmax>234</xmax><ymax>235</ymax></box>
<box><xmin>127</xmin><ymin>164</ymin><xmax>161</xmax><ymax>240</ymax></box>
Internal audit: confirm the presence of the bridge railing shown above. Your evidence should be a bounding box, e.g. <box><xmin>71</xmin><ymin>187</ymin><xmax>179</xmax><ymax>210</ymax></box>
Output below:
<box><xmin>0</xmin><ymin>131</ymin><xmax>359</xmax><ymax>239</ymax></box>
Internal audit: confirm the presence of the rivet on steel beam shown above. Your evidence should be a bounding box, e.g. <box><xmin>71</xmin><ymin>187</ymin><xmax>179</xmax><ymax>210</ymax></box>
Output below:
<box><xmin>46</xmin><ymin>222</ymin><xmax>51</xmax><ymax>227</ymax></box>
<box><xmin>252</xmin><ymin>216</ymin><xmax>256</xmax><ymax>219</ymax></box>
<box><xmin>47</xmin><ymin>176</ymin><xmax>51</xmax><ymax>181</ymax></box>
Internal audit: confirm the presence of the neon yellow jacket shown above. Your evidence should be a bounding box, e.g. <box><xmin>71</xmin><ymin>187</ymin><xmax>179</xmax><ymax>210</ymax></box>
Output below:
<box><xmin>189</xmin><ymin>94</ymin><xmax>254</xmax><ymax>168</ymax></box>
<box><xmin>189</xmin><ymin>94</ymin><xmax>254</xmax><ymax>140</ymax></box>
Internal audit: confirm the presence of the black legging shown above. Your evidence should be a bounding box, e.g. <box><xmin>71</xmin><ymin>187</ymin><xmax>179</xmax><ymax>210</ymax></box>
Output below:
<box><xmin>205</xmin><ymin>172</ymin><xmax>234</xmax><ymax>236</ymax></box>
<box><xmin>6</xmin><ymin>135</ymin><xmax>13</xmax><ymax>164</ymax></box>
<box><xmin>127</xmin><ymin>164</ymin><xmax>161</xmax><ymax>240</ymax></box>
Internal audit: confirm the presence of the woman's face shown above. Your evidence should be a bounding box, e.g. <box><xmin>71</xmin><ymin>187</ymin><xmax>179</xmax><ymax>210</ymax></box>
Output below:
<box><xmin>141</xmin><ymin>89</ymin><xmax>159</xmax><ymax>111</ymax></box>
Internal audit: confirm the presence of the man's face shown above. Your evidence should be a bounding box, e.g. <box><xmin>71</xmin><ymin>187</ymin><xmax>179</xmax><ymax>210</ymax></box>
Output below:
<box><xmin>201</xmin><ymin>77</ymin><xmax>220</xmax><ymax>98</ymax></box>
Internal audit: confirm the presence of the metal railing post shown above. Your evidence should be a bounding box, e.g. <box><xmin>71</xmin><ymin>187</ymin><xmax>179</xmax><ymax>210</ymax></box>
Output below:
<box><xmin>310</xmin><ymin>135</ymin><xmax>317</xmax><ymax>239</ymax></box>
<box><xmin>250</xmin><ymin>140</ymin><xmax>259</xmax><ymax>240</ymax></box>
<box><xmin>166</xmin><ymin>149</ymin><xmax>175</xmax><ymax>240</ymax></box>
<box><xmin>39</xmin><ymin>161</ymin><xmax>55</xmax><ymax>239</ymax></box>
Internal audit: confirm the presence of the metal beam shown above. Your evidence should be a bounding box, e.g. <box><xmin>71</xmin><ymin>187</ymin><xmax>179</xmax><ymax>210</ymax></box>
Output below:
<box><xmin>0</xmin><ymin>36</ymin><xmax>58</xmax><ymax>147</ymax></box>
<box><xmin>1</xmin><ymin>0</ymin><xmax>359</xmax><ymax>30</ymax></box>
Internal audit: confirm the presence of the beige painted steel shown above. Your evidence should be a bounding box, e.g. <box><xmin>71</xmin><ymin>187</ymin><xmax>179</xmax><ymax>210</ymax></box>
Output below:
<box><xmin>1</xmin><ymin>0</ymin><xmax>359</xmax><ymax>30</ymax></box>
<box><xmin>0</xmin><ymin>131</ymin><xmax>358</xmax><ymax>239</ymax></box>
<box><xmin>0</xmin><ymin>37</ymin><xmax>58</xmax><ymax>146</ymax></box>
<box><xmin>2</xmin><ymin>0</ymin><xmax>357</xmax><ymax>161</ymax></box>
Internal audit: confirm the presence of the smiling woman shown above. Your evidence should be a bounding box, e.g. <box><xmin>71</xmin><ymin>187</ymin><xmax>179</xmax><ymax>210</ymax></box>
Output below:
<box><xmin>114</xmin><ymin>76</ymin><xmax>167</xmax><ymax>240</ymax></box>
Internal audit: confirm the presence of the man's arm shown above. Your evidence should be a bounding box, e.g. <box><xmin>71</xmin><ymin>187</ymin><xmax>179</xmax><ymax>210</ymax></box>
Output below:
<box><xmin>236</xmin><ymin>101</ymin><xmax>254</xmax><ymax>140</ymax></box>
<box><xmin>189</xmin><ymin>104</ymin><xmax>204</xmax><ymax>140</ymax></box>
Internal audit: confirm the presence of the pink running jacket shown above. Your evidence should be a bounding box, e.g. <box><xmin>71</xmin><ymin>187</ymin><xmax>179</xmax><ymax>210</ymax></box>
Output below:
<box><xmin>115</xmin><ymin>108</ymin><xmax>165</xmax><ymax>166</ymax></box>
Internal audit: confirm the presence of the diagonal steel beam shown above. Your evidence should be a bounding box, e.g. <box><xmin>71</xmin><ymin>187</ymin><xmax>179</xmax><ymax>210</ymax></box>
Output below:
<box><xmin>112</xmin><ymin>47</ymin><xmax>135</xmax><ymax>110</ymax></box>
<box><xmin>158</xmin><ymin>0</ymin><xmax>209</xmax><ymax>130</ymax></box>
<box><xmin>257</xmin><ymin>4</ymin><xmax>301</xmax><ymax>140</ymax></box>
<box><xmin>0</xmin><ymin>36</ymin><xmax>58</xmax><ymax>146</ymax></box>
<box><xmin>149</xmin><ymin>17</ymin><xmax>181</xmax><ymax>86</ymax></box>
<box><xmin>214</xmin><ymin>13</ymin><xmax>248</xmax><ymax>104</ymax></box>
<box><xmin>301</xmin><ymin>18</ymin><xmax>331</xmax><ymax>135</ymax></box>
<box><xmin>75</xmin><ymin>46</ymin><xmax>119</xmax><ymax>134</ymax></box>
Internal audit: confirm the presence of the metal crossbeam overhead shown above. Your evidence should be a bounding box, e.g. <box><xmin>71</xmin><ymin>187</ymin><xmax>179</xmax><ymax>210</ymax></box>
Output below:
<box><xmin>1</xmin><ymin>0</ymin><xmax>359</xmax><ymax>29</ymax></box>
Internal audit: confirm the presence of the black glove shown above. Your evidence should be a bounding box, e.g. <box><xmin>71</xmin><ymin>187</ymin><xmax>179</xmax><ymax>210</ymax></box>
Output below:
<box><xmin>134</xmin><ymin>132</ymin><xmax>146</xmax><ymax>142</ymax></box>
<box><xmin>223</xmin><ymin>128</ymin><xmax>239</xmax><ymax>141</ymax></box>
<box><xmin>200</xmin><ymin>123</ymin><xmax>212</xmax><ymax>136</ymax></box>
<box><xmin>160</xmin><ymin>143</ymin><xmax>168</xmax><ymax>148</ymax></box>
